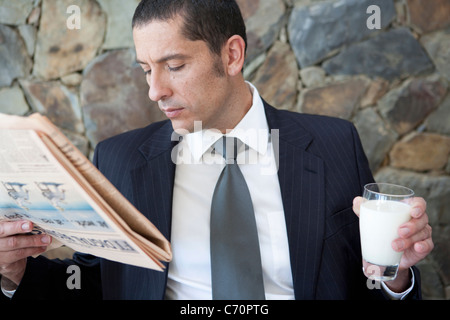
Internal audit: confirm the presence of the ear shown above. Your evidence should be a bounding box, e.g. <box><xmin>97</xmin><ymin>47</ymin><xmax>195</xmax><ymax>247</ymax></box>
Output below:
<box><xmin>223</xmin><ymin>35</ymin><xmax>246</xmax><ymax>76</ymax></box>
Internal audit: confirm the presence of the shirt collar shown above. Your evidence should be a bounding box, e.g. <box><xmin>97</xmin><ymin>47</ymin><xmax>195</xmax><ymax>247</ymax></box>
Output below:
<box><xmin>183</xmin><ymin>82</ymin><xmax>269</xmax><ymax>162</ymax></box>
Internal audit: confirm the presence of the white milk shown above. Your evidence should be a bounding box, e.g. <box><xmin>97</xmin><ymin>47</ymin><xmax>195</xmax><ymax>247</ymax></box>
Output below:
<box><xmin>360</xmin><ymin>200</ymin><xmax>411</xmax><ymax>266</ymax></box>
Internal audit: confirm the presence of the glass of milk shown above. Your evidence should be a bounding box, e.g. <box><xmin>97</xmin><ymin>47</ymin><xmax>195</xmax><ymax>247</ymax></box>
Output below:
<box><xmin>359</xmin><ymin>183</ymin><xmax>414</xmax><ymax>281</ymax></box>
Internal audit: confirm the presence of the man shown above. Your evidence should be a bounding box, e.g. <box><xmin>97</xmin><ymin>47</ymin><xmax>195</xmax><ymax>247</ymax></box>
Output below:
<box><xmin>0</xmin><ymin>0</ymin><xmax>433</xmax><ymax>300</ymax></box>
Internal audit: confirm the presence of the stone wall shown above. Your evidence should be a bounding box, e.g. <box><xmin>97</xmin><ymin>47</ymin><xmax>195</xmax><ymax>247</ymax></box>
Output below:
<box><xmin>0</xmin><ymin>0</ymin><xmax>448</xmax><ymax>299</ymax></box>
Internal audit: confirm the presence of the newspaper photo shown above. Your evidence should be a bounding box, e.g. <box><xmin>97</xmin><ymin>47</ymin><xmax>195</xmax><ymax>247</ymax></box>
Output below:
<box><xmin>0</xmin><ymin>113</ymin><xmax>172</xmax><ymax>271</ymax></box>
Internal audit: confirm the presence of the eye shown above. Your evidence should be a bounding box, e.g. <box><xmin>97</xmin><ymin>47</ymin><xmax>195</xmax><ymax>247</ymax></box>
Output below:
<box><xmin>144</xmin><ymin>69</ymin><xmax>152</xmax><ymax>75</ymax></box>
<box><xmin>167</xmin><ymin>65</ymin><xmax>184</xmax><ymax>72</ymax></box>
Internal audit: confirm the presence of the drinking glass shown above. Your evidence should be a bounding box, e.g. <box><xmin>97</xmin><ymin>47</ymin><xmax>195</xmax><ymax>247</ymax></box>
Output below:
<box><xmin>359</xmin><ymin>183</ymin><xmax>414</xmax><ymax>281</ymax></box>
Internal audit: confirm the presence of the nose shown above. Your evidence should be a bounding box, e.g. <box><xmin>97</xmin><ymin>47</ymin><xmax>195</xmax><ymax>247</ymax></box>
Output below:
<box><xmin>148</xmin><ymin>70</ymin><xmax>172</xmax><ymax>102</ymax></box>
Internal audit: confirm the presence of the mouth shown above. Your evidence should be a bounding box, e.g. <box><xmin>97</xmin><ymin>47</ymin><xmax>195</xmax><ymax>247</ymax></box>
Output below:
<box><xmin>161</xmin><ymin>107</ymin><xmax>184</xmax><ymax>119</ymax></box>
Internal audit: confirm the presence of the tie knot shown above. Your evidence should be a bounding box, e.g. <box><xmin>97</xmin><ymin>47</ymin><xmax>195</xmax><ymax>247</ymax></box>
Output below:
<box><xmin>214</xmin><ymin>137</ymin><xmax>242</xmax><ymax>162</ymax></box>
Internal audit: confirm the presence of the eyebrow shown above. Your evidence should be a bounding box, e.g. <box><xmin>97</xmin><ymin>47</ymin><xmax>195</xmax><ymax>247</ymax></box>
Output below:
<box><xmin>136</xmin><ymin>53</ymin><xmax>190</xmax><ymax>65</ymax></box>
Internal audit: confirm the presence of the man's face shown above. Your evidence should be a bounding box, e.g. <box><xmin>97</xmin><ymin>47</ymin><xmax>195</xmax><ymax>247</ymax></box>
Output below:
<box><xmin>133</xmin><ymin>15</ymin><xmax>234</xmax><ymax>133</ymax></box>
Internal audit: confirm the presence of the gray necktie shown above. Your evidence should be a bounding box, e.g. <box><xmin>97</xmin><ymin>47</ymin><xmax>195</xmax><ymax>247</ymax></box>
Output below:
<box><xmin>210</xmin><ymin>136</ymin><xmax>265</xmax><ymax>300</ymax></box>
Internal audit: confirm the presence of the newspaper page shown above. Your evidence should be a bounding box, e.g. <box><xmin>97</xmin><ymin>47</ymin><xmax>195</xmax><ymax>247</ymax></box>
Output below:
<box><xmin>0</xmin><ymin>114</ymin><xmax>171</xmax><ymax>271</ymax></box>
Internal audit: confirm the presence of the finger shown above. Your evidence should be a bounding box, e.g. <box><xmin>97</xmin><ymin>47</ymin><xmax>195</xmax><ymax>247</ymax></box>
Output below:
<box><xmin>409</xmin><ymin>197</ymin><xmax>427</xmax><ymax>219</ymax></box>
<box><xmin>414</xmin><ymin>236</ymin><xmax>434</xmax><ymax>255</ymax></box>
<box><xmin>393</xmin><ymin>224</ymin><xmax>432</xmax><ymax>252</ymax></box>
<box><xmin>0</xmin><ymin>234</ymin><xmax>51</xmax><ymax>252</ymax></box>
<box><xmin>0</xmin><ymin>246</ymin><xmax>47</xmax><ymax>266</ymax></box>
<box><xmin>0</xmin><ymin>220</ymin><xmax>33</xmax><ymax>237</ymax></box>
<box><xmin>353</xmin><ymin>196</ymin><xmax>363</xmax><ymax>217</ymax></box>
<box><xmin>398</xmin><ymin>212</ymin><xmax>429</xmax><ymax>238</ymax></box>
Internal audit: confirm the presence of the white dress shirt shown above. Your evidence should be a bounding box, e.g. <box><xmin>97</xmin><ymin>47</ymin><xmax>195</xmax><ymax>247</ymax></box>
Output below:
<box><xmin>165</xmin><ymin>83</ymin><xmax>295</xmax><ymax>300</ymax></box>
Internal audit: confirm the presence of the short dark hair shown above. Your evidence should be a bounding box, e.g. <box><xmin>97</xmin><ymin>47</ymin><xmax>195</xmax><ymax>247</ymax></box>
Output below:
<box><xmin>132</xmin><ymin>0</ymin><xmax>247</xmax><ymax>57</ymax></box>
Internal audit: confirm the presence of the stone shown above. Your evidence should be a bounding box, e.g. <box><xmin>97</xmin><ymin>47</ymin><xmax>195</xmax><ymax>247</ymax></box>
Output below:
<box><xmin>252</xmin><ymin>41</ymin><xmax>298</xmax><ymax>111</ymax></box>
<box><xmin>33</xmin><ymin>0</ymin><xmax>106</xmax><ymax>80</ymax></box>
<box><xmin>61</xmin><ymin>73</ymin><xmax>83</xmax><ymax>87</ymax></box>
<box><xmin>353</xmin><ymin>108</ymin><xmax>398</xmax><ymax>172</ymax></box>
<box><xmin>18</xmin><ymin>24</ymin><xmax>37</xmax><ymax>56</ymax></box>
<box><xmin>360</xmin><ymin>77</ymin><xmax>389</xmax><ymax>108</ymax></box>
<box><xmin>0</xmin><ymin>24</ymin><xmax>32</xmax><ymax>87</ymax></box>
<box><xmin>378</xmin><ymin>74</ymin><xmax>447</xmax><ymax>135</ymax></box>
<box><xmin>426</xmin><ymin>94</ymin><xmax>450</xmax><ymax>136</ymax></box>
<box><xmin>0</xmin><ymin>0</ymin><xmax>34</xmax><ymax>25</ymax></box>
<box><xmin>389</xmin><ymin>132</ymin><xmax>450</xmax><ymax>172</ymax></box>
<box><xmin>407</xmin><ymin>0</ymin><xmax>450</xmax><ymax>34</ymax></box>
<box><xmin>288</xmin><ymin>0</ymin><xmax>396</xmax><ymax>67</ymax></box>
<box><xmin>374</xmin><ymin>167</ymin><xmax>450</xmax><ymax>226</ymax></box>
<box><xmin>27</xmin><ymin>6</ymin><xmax>40</xmax><ymax>25</ymax></box>
<box><xmin>237</xmin><ymin>0</ymin><xmax>286</xmax><ymax>63</ymax></box>
<box><xmin>0</xmin><ymin>85</ymin><xmax>30</xmax><ymax>115</ymax></box>
<box><xmin>299</xmin><ymin>66</ymin><xmax>326</xmax><ymax>88</ymax></box>
<box><xmin>323</xmin><ymin>27</ymin><xmax>434</xmax><ymax>81</ymax></box>
<box><xmin>96</xmin><ymin>0</ymin><xmax>140</xmax><ymax>50</ymax></box>
<box><xmin>80</xmin><ymin>49</ymin><xmax>166</xmax><ymax>147</ymax></box>
<box><xmin>20</xmin><ymin>80</ymin><xmax>84</xmax><ymax>134</ymax></box>
<box><xmin>299</xmin><ymin>77</ymin><xmax>369</xmax><ymax>119</ymax></box>
<box><xmin>421</xmin><ymin>28</ymin><xmax>450</xmax><ymax>82</ymax></box>
<box><xmin>243</xmin><ymin>52</ymin><xmax>266</xmax><ymax>79</ymax></box>
<box><xmin>394</xmin><ymin>0</ymin><xmax>408</xmax><ymax>26</ymax></box>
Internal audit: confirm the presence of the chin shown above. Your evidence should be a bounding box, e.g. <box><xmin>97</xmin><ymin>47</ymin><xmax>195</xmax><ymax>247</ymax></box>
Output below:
<box><xmin>170</xmin><ymin>119</ymin><xmax>196</xmax><ymax>135</ymax></box>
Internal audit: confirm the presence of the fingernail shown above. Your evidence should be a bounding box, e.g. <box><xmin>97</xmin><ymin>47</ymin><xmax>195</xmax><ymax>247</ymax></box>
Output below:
<box><xmin>416</xmin><ymin>243</ymin><xmax>425</xmax><ymax>252</ymax></box>
<box><xmin>21</xmin><ymin>222</ymin><xmax>31</xmax><ymax>231</ymax></box>
<box><xmin>393</xmin><ymin>240</ymin><xmax>404</xmax><ymax>251</ymax></box>
<box><xmin>411</xmin><ymin>207</ymin><xmax>421</xmax><ymax>218</ymax></box>
<box><xmin>41</xmin><ymin>235</ymin><xmax>51</xmax><ymax>244</ymax></box>
<box><xmin>399</xmin><ymin>227</ymin><xmax>410</xmax><ymax>237</ymax></box>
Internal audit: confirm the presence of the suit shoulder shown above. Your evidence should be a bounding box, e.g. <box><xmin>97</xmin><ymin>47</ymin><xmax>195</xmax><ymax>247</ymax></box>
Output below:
<box><xmin>96</xmin><ymin>120</ymin><xmax>170</xmax><ymax>150</ymax></box>
<box><xmin>291</xmin><ymin>110</ymin><xmax>352</xmax><ymax>127</ymax></box>
<box><xmin>278</xmin><ymin>109</ymin><xmax>356</xmax><ymax>137</ymax></box>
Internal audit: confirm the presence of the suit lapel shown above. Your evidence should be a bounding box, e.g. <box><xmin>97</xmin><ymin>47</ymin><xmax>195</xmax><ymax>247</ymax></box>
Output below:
<box><xmin>264</xmin><ymin>103</ymin><xmax>325</xmax><ymax>299</ymax></box>
<box><xmin>130</xmin><ymin>122</ymin><xmax>178</xmax><ymax>241</ymax></box>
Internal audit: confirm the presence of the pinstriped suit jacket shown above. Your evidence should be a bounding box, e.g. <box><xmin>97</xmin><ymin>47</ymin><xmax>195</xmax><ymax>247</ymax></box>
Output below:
<box><xmin>11</xmin><ymin>101</ymin><xmax>421</xmax><ymax>300</ymax></box>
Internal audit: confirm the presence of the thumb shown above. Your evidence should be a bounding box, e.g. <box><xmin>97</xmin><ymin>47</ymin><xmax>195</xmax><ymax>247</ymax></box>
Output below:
<box><xmin>353</xmin><ymin>196</ymin><xmax>363</xmax><ymax>217</ymax></box>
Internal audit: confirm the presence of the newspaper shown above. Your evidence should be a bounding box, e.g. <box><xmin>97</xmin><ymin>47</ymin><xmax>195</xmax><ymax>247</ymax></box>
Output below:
<box><xmin>0</xmin><ymin>113</ymin><xmax>172</xmax><ymax>271</ymax></box>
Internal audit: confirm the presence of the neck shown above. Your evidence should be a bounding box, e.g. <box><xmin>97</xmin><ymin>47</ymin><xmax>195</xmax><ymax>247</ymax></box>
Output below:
<box><xmin>217</xmin><ymin>79</ymin><xmax>253</xmax><ymax>134</ymax></box>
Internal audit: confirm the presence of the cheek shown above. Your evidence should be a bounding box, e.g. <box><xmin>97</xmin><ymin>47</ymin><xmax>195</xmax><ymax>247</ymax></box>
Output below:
<box><xmin>171</xmin><ymin>63</ymin><xmax>228</xmax><ymax>119</ymax></box>
<box><xmin>172</xmin><ymin>74</ymin><xmax>204</xmax><ymax>107</ymax></box>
